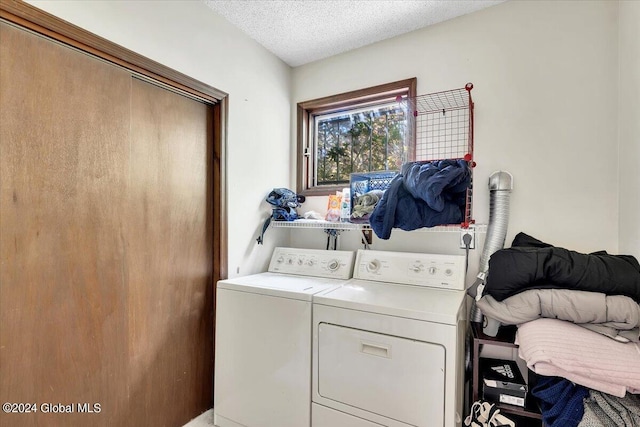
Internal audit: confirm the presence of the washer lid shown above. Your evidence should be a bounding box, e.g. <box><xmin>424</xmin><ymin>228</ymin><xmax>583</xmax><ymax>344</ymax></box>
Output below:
<box><xmin>217</xmin><ymin>272</ymin><xmax>347</xmax><ymax>301</ymax></box>
<box><xmin>314</xmin><ymin>279</ymin><xmax>466</xmax><ymax>324</ymax></box>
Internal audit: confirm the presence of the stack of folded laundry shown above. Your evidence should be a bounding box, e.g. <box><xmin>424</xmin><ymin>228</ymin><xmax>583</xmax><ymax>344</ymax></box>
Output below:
<box><xmin>475</xmin><ymin>233</ymin><xmax>640</xmax><ymax>427</ymax></box>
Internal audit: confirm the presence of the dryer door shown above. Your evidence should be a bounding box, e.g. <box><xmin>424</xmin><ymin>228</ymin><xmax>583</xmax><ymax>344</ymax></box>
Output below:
<box><xmin>318</xmin><ymin>323</ymin><xmax>445</xmax><ymax>426</ymax></box>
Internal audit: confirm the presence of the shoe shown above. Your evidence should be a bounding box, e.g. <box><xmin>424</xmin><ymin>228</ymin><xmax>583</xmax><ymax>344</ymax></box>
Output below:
<box><xmin>464</xmin><ymin>401</ymin><xmax>491</xmax><ymax>426</ymax></box>
<box><xmin>465</xmin><ymin>400</ymin><xmax>515</xmax><ymax>427</ymax></box>
<box><xmin>464</xmin><ymin>401</ymin><xmax>481</xmax><ymax>426</ymax></box>
<box><xmin>485</xmin><ymin>404</ymin><xmax>515</xmax><ymax>427</ymax></box>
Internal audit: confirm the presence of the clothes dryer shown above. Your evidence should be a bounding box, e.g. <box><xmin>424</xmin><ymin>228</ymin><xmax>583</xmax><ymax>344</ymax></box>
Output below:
<box><xmin>214</xmin><ymin>247</ymin><xmax>355</xmax><ymax>427</ymax></box>
<box><xmin>312</xmin><ymin>249</ymin><xmax>467</xmax><ymax>427</ymax></box>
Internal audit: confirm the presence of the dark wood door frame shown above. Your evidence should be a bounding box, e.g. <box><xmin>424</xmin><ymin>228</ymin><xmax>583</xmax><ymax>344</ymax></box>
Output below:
<box><xmin>0</xmin><ymin>0</ymin><xmax>228</xmax><ymax>284</ymax></box>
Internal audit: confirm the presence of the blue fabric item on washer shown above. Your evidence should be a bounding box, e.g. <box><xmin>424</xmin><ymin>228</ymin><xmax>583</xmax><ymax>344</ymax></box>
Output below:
<box><xmin>402</xmin><ymin>159</ymin><xmax>471</xmax><ymax>212</ymax></box>
<box><xmin>532</xmin><ymin>376</ymin><xmax>589</xmax><ymax>427</ymax></box>
<box><xmin>257</xmin><ymin>188</ymin><xmax>305</xmax><ymax>245</ymax></box>
<box><xmin>369</xmin><ymin>174</ymin><xmax>464</xmax><ymax>240</ymax></box>
<box><xmin>369</xmin><ymin>159</ymin><xmax>469</xmax><ymax>239</ymax></box>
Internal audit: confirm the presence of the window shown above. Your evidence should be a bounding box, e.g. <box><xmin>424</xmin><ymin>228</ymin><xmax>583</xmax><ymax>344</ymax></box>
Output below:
<box><xmin>297</xmin><ymin>78</ymin><xmax>416</xmax><ymax>196</ymax></box>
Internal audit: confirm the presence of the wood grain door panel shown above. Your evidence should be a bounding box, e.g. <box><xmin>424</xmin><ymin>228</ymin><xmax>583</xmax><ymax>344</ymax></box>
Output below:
<box><xmin>0</xmin><ymin>21</ymin><xmax>214</xmax><ymax>427</ymax></box>
<box><xmin>126</xmin><ymin>78</ymin><xmax>213</xmax><ymax>426</ymax></box>
<box><xmin>0</xmin><ymin>21</ymin><xmax>130</xmax><ymax>427</ymax></box>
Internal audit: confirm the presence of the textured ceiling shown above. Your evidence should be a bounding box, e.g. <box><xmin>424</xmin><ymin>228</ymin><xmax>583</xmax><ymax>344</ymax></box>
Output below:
<box><xmin>203</xmin><ymin>0</ymin><xmax>505</xmax><ymax>67</ymax></box>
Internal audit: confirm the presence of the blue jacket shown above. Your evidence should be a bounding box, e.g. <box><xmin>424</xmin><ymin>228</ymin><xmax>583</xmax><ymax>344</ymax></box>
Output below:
<box><xmin>369</xmin><ymin>160</ymin><xmax>470</xmax><ymax>239</ymax></box>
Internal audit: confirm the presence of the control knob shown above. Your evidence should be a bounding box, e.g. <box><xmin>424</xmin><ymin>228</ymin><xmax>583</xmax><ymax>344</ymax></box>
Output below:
<box><xmin>411</xmin><ymin>262</ymin><xmax>424</xmax><ymax>273</ymax></box>
<box><xmin>366</xmin><ymin>260</ymin><xmax>381</xmax><ymax>273</ymax></box>
<box><xmin>327</xmin><ymin>260</ymin><xmax>340</xmax><ymax>271</ymax></box>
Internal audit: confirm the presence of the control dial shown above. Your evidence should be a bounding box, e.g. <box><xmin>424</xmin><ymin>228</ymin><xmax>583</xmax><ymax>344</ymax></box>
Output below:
<box><xmin>327</xmin><ymin>260</ymin><xmax>340</xmax><ymax>271</ymax></box>
<box><xmin>366</xmin><ymin>260</ymin><xmax>381</xmax><ymax>273</ymax></box>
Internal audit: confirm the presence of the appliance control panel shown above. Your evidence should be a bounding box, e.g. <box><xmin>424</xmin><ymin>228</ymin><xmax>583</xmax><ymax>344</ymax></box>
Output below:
<box><xmin>268</xmin><ymin>247</ymin><xmax>355</xmax><ymax>279</ymax></box>
<box><xmin>354</xmin><ymin>250</ymin><xmax>466</xmax><ymax>290</ymax></box>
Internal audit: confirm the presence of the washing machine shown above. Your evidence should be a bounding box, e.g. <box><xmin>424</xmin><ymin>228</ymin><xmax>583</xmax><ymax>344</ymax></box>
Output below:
<box><xmin>312</xmin><ymin>249</ymin><xmax>467</xmax><ymax>427</ymax></box>
<box><xmin>214</xmin><ymin>247</ymin><xmax>355</xmax><ymax>427</ymax></box>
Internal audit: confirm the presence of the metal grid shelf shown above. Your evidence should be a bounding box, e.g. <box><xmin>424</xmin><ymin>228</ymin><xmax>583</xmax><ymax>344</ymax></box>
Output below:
<box><xmin>402</xmin><ymin>83</ymin><xmax>474</xmax><ymax>162</ymax></box>
<box><xmin>399</xmin><ymin>83</ymin><xmax>475</xmax><ymax>227</ymax></box>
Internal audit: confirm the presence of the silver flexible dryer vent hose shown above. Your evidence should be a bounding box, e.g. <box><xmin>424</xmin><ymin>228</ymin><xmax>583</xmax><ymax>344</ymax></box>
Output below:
<box><xmin>470</xmin><ymin>171</ymin><xmax>513</xmax><ymax>325</ymax></box>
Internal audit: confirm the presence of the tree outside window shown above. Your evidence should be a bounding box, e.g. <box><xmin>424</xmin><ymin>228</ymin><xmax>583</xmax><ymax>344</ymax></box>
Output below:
<box><xmin>297</xmin><ymin>78</ymin><xmax>416</xmax><ymax>196</ymax></box>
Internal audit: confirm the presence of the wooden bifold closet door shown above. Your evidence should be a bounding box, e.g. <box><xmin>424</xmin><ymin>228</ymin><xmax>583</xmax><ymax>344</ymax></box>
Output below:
<box><xmin>0</xmin><ymin>20</ymin><xmax>213</xmax><ymax>427</ymax></box>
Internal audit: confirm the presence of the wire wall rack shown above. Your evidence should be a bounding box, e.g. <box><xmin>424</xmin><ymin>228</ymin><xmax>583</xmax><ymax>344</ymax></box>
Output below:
<box><xmin>402</xmin><ymin>83</ymin><xmax>474</xmax><ymax>161</ymax></box>
<box><xmin>399</xmin><ymin>83</ymin><xmax>475</xmax><ymax>227</ymax></box>
<box><xmin>271</xmin><ymin>219</ymin><xmax>487</xmax><ymax>233</ymax></box>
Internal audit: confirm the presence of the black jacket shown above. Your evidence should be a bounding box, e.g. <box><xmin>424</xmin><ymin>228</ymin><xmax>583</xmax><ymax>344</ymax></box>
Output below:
<box><xmin>485</xmin><ymin>233</ymin><xmax>640</xmax><ymax>302</ymax></box>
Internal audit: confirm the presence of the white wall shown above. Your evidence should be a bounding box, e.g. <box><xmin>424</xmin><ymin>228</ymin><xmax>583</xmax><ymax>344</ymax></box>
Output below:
<box><xmin>27</xmin><ymin>0</ymin><xmax>293</xmax><ymax>277</ymax></box>
<box><xmin>291</xmin><ymin>0</ymin><xmax>622</xmax><ymax>266</ymax></box>
<box><xmin>618</xmin><ymin>0</ymin><xmax>640</xmax><ymax>259</ymax></box>
<box><xmin>24</xmin><ymin>0</ymin><xmax>636</xmax><ymax>278</ymax></box>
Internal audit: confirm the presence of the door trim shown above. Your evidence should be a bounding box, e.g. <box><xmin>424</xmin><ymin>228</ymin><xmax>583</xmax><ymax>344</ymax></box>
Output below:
<box><xmin>0</xmin><ymin>0</ymin><xmax>226</xmax><ymax>103</ymax></box>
